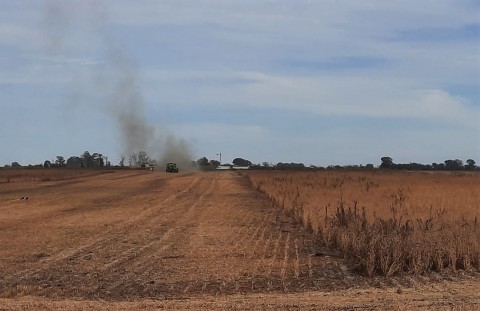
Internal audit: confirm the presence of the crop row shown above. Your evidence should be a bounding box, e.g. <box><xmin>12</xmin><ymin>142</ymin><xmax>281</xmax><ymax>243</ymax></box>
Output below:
<box><xmin>246</xmin><ymin>170</ymin><xmax>480</xmax><ymax>276</ymax></box>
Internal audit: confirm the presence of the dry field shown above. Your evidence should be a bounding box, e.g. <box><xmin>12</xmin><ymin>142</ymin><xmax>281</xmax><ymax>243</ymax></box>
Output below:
<box><xmin>247</xmin><ymin>170</ymin><xmax>480</xmax><ymax>276</ymax></box>
<box><xmin>0</xmin><ymin>168</ymin><xmax>479</xmax><ymax>310</ymax></box>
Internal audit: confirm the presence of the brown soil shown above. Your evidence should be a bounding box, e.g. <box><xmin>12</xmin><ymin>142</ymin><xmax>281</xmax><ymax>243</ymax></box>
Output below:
<box><xmin>0</xmin><ymin>169</ymin><xmax>478</xmax><ymax>310</ymax></box>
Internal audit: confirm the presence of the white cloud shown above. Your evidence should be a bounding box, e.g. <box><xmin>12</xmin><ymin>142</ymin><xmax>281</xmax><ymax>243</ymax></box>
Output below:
<box><xmin>143</xmin><ymin>68</ymin><xmax>478</xmax><ymax>126</ymax></box>
<box><xmin>393</xmin><ymin>89</ymin><xmax>473</xmax><ymax>120</ymax></box>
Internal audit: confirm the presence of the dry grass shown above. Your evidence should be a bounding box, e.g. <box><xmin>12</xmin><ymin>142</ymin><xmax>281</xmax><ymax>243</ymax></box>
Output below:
<box><xmin>246</xmin><ymin>170</ymin><xmax>480</xmax><ymax>276</ymax></box>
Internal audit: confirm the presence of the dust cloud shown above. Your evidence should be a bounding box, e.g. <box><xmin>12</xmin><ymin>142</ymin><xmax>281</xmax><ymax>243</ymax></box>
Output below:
<box><xmin>42</xmin><ymin>0</ymin><xmax>195</xmax><ymax>170</ymax></box>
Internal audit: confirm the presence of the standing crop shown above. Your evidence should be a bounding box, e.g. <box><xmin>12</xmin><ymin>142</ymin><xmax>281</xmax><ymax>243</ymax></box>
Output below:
<box><xmin>246</xmin><ymin>170</ymin><xmax>480</xmax><ymax>276</ymax></box>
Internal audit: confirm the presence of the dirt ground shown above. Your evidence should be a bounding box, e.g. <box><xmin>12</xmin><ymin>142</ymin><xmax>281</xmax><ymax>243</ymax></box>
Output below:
<box><xmin>0</xmin><ymin>169</ymin><xmax>479</xmax><ymax>310</ymax></box>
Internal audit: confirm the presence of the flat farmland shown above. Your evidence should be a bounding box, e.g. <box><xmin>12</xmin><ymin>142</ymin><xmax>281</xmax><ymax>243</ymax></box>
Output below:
<box><xmin>0</xmin><ymin>169</ymin><xmax>479</xmax><ymax>310</ymax></box>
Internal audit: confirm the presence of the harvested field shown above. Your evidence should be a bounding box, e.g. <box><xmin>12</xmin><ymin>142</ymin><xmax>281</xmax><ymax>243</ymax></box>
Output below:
<box><xmin>0</xmin><ymin>169</ymin><xmax>479</xmax><ymax>310</ymax></box>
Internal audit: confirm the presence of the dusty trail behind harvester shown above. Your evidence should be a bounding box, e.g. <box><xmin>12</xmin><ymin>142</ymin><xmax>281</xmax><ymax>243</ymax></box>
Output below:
<box><xmin>0</xmin><ymin>170</ymin><xmax>478</xmax><ymax>309</ymax></box>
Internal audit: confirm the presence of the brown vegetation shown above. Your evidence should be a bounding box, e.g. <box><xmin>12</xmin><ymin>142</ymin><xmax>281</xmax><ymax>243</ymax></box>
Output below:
<box><xmin>246</xmin><ymin>170</ymin><xmax>480</xmax><ymax>276</ymax></box>
<box><xmin>0</xmin><ymin>169</ymin><xmax>479</xmax><ymax>309</ymax></box>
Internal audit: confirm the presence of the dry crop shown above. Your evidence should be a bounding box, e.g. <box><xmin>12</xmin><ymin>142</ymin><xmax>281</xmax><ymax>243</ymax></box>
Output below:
<box><xmin>246</xmin><ymin>170</ymin><xmax>480</xmax><ymax>276</ymax></box>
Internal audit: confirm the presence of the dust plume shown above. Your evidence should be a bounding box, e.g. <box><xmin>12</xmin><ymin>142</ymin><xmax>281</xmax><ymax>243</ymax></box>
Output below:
<box><xmin>104</xmin><ymin>46</ymin><xmax>194</xmax><ymax>170</ymax></box>
<box><xmin>159</xmin><ymin>133</ymin><xmax>195</xmax><ymax>170</ymax></box>
<box><xmin>42</xmin><ymin>0</ymin><xmax>195</xmax><ymax>169</ymax></box>
<box><xmin>104</xmin><ymin>47</ymin><xmax>154</xmax><ymax>154</ymax></box>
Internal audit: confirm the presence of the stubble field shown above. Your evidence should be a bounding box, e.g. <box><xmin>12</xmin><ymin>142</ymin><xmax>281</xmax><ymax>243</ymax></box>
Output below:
<box><xmin>0</xmin><ymin>168</ymin><xmax>479</xmax><ymax>310</ymax></box>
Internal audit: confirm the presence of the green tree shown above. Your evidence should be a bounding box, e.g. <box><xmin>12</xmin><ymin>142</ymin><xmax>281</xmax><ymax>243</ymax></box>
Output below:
<box><xmin>55</xmin><ymin>156</ymin><xmax>65</xmax><ymax>167</ymax></box>
<box><xmin>66</xmin><ymin>156</ymin><xmax>82</xmax><ymax>168</ymax></box>
<box><xmin>444</xmin><ymin>159</ymin><xmax>463</xmax><ymax>170</ymax></box>
<box><xmin>380</xmin><ymin>157</ymin><xmax>394</xmax><ymax>169</ymax></box>
<box><xmin>92</xmin><ymin>153</ymin><xmax>104</xmax><ymax>167</ymax></box>
<box><xmin>466</xmin><ymin>159</ymin><xmax>476</xmax><ymax>170</ymax></box>
<box><xmin>82</xmin><ymin>151</ymin><xmax>93</xmax><ymax>167</ymax></box>
<box><xmin>233</xmin><ymin>158</ymin><xmax>252</xmax><ymax>167</ymax></box>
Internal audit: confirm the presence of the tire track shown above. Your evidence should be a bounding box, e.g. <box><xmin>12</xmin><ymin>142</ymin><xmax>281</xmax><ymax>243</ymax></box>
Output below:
<box><xmin>0</xmin><ymin>174</ymin><xmax>203</xmax><ymax>296</ymax></box>
<box><xmin>94</xmin><ymin>175</ymin><xmax>220</xmax><ymax>297</ymax></box>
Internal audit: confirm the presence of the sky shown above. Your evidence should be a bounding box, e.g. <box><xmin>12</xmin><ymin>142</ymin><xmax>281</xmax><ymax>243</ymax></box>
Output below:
<box><xmin>0</xmin><ymin>0</ymin><xmax>479</xmax><ymax>167</ymax></box>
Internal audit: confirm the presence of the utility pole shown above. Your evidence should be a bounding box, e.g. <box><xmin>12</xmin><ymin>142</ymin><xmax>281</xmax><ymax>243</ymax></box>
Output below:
<box><xmin>217</xmin><ymin>152</ymin><xmax>222</xmax><ymax>164</ymax></box>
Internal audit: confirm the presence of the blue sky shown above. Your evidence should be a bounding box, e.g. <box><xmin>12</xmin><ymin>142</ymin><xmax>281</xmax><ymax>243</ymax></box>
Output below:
<box><xmin>0</xmin><ymin>0</ymin><xmax>479</xmax><ymax>166</ymax></box>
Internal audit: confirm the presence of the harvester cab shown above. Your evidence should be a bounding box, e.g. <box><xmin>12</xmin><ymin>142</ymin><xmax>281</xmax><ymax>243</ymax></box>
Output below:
<box><xmin>166</xmin><ymin>162</ymin><xmax>179</xmax><ymax>173</ymax></box>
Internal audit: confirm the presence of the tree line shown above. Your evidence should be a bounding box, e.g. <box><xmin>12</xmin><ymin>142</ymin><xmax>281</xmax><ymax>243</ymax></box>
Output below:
<box><xmin>3</xmin><ymin>152</ymin><xmax>478</xmax><ymax>172</ymax></box>
<box><xmin>46</xmin><ymin>151</ymin><xmax>156</xmax><ymax>168</ymax></box>
<box><xmin>380</xmin><ymin>157</ymin><xmax>477</xmax><ymax>171</ymax></box>
<box><xmin>42</xmin><ymin>151</ymin><xmax>111</xmax><ymax>168</ymax></box>
<box><xmin>196</xmin><ymin>156</ymin><xmax>477</xmax><ymax>171</ymax></box>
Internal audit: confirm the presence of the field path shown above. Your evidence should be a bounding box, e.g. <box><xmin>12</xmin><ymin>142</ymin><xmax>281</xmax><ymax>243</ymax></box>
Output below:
<box><xmin>0</xmin><ymin>169</ymin><xmax>479</xmax><ymax>309</ymax></box>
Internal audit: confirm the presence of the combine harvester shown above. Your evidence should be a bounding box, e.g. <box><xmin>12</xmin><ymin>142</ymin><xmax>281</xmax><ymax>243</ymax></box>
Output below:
<box><xmin>166</xmin><ymin>162</ymin><xmax>179</xmax><ymax>173</ymax></box>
